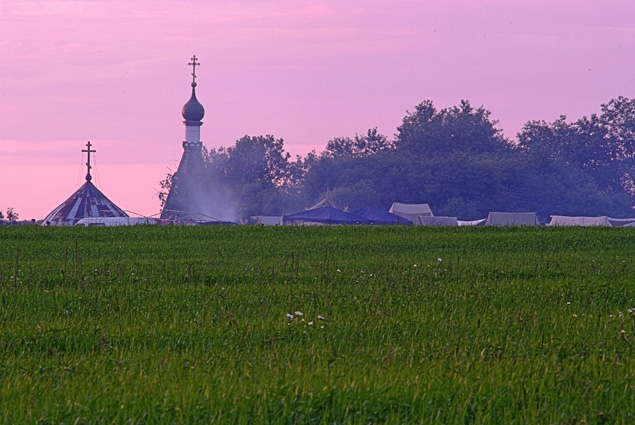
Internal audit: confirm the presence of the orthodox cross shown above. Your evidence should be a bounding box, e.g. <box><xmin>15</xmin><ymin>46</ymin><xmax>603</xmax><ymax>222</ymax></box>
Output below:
<box><xmin>188</xmin><ymin>55</ymin><xmax>200</xmax><ymax>85</ymax></box>
<box><xmin>82</xmin><ymin>141</ymin><xmax>96</xmax><ymax>180</ymax></box>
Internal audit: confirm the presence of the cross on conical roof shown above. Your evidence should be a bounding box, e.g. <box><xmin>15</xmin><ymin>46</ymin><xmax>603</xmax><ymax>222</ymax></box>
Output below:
<box><xmin>82</xmin><ymin>141</ymin><xmax>95</xmax><ymax>181</ymax></box>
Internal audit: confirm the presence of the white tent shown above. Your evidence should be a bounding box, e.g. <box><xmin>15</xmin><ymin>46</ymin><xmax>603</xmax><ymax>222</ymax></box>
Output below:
<box><xmin>547</xmin><ymin>216</ymin><xmax>612</xmax><ymax>227</ymax></box>
<box><xmin>607</xmin><ymin>217</ymin><xmax>635</xmax><ymax>227</ymax></box>
<box><xmin>75</xmin><ymin>217</ymin><xmax>158</xmax><ymax>227</ymax></box>
<box><xmin>250</xmin><ymin>216</ymin><xmax>284</xmax><ymax>226</ymax></box>
<box><xmin>389</xmin><ymin>203</ymin><xmax>433</xmax><ymax>222</ymax></box>
<box><xmin>418</xmin><ymin>216</ymin><xmax>458</xmax><ymax>226</ymax></box>
<box><xmin>485</xmin><ymin>212</ymin><xmax>539</xmax><ymax>226</ymax></box>
<box><xmin>458</xmin><ymin>219</ymin><xmax>486</xmax><ymax>226</ymax></box>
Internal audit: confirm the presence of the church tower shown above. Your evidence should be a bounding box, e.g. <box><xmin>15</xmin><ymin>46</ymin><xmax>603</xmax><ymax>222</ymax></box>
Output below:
<box><xmin>160</xmin><ymin>55</ymin><xmax>208</xmax><ymax>221</ymax></box>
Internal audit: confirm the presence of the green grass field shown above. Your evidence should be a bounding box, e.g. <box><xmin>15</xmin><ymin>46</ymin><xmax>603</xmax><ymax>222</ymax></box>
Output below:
<box><xmin>1</xmin><ymin>225</ymin><xmax>635</xmax><ymax>424</ymax></box>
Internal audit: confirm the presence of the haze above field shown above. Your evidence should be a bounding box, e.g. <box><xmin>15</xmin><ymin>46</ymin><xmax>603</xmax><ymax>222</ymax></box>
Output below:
<box><xmin>1</xmin><ymin>0</ymin><xmax>634</xmax><ymax>220</ymax></box>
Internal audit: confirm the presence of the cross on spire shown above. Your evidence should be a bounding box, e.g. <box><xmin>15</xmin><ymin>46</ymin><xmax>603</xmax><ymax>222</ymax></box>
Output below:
<box><xmin>82</xmin><ymin>141</ymin><xmax>96</xmax><ymax>181</ymax></box>
<box><xmin>188</xmin><ymin>55</ymin><xmax>200</xmax><ymax>86</ymax></box>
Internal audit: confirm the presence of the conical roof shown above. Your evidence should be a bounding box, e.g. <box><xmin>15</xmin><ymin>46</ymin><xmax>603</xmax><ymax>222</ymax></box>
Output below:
<box><xmin>43</xmin><ymin>180</ymin><xmax>128</xmax><ymax>226</ymax></box>
<box><xmin>43</xmin><ymin>141</ymin><xmax>128</xmax><ymax>226</ymax></box>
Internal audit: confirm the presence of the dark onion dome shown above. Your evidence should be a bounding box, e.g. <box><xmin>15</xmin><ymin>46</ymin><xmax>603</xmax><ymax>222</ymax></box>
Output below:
<box><xmin>182</xmin><ymin>83</ymin><xmax>205</xmax><ymax>122</ymax></box>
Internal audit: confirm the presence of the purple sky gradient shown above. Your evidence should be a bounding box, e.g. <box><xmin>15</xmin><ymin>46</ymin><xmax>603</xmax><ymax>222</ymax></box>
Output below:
<box><xmin>1</xmin><ymin>0</ymin><xmax>634</xmax><ymax>219</ymax></box>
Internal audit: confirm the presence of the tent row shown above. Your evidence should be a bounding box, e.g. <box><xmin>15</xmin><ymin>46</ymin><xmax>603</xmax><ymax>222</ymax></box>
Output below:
<box><xmin>277</xmin><ymin>202</ymin><xmax>635</xmax><ymax>227</ymax></box>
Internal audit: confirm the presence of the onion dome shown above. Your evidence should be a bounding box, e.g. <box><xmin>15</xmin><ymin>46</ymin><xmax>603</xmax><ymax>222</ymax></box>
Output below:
<box><xmin>182</xmin><ymin>83</ymin><xmax>205</xmax><ymax>122</ymax></box>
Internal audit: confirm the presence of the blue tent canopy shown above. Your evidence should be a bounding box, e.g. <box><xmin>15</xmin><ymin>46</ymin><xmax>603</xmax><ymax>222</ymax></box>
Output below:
<box><xmin>352</xmin><ymin>206</ymin><xmax>413</xmax><ymax>225</ymax></box>
<box><xmin>284</xmin><ymin>206</ymin><xmax>371</xmax><ymax>225</ymax></box>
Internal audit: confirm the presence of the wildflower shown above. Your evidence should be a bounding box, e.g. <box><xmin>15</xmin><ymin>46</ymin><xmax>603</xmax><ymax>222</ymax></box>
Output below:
<box><xmin>308</xmin><ymin>321</ymin><xmax>314</xmax><ymax>326</ymax></box>
<box><xmin>295</xmin><ymin>311</ymin><xmax>303</xmax><ymax>316</ymax></box>
<box><xmin>567</xmin><ymin>302</ymin><xmax>571</xmax><ymax>305</ymax></box>
<box><xmin>318</xmin><ymin>315</ymin><xmax>325</xmax><ymax>320</ymax></box>
<box><xmin>619</xmin><ymin>311</ymin><xmax>624</xmax><ymax>318</ymax></box>
<box><xmin>321</xmin><ymin>326</ymin><xmax>324</xmax><ymax>329</ymax></box>
<box><xmin>337</xmin><ymin>269</ymin><xmax>341</xmax><ymax>273</ymax></box>
<box><xmin>572</xmin><ymin>314</ymin><xmax>578</xmax><ymax>317</ymax></box>
<box><xmin>286</xmin><ymin>313</ymin><xmax>294</xmax><ymax>319</ymax></box>
<box><xmin>438</xmin><ymin>258</ymin><xmax>442</xmax><ymax>262</ymax></box>
<box><xmin>413</xmin><ymin>264</ymin><xmax>417</xmax><ymax>268</ymax></box>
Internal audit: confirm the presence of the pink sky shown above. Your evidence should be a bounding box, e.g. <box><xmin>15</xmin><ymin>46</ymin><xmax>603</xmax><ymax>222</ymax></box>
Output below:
<box><xmin>1</xmin><ymin>0</ymin><xmax>634</xmax><ymax>220</ymax></box>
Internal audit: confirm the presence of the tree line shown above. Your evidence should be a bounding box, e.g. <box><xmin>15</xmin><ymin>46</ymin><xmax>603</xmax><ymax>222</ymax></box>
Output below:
<box><xmin>159</xmin><ymin>96</ymin><xmax>635</xmax><ymax>221</ymax></box>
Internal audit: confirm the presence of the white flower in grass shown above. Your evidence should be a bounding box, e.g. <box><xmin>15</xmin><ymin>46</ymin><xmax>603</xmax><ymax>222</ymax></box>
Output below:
<box><xmin>318</xmin><ymin>315</ymin><xmax>325</xmax><ymax>321</ymax></box>
<box><xmin>295</xmin><ymin>311</ymin><xmax>303</xmax><ymax>316</ymax></box>
<box><xmin>308</xmin><ymin>321</ymin><xmax>314</xmax><ymax>326</ymax></box>
<box><xmin>337</xmin><ymin>269</ymin><xmax>341</xmax><ymax>273</ymax></box>
<box><xmin>413</xmin><ymin>264</ymin><xmax>417</xmax><ymax>268</ymax></box>
<box><xmin>572</xmin><ymin>314</ymin><xmax>578</xmax><ymax>318</ymax></box>
<box><xmin>567</xmin><ymin>302</ymin><xmax>571</xmax><ymax>305</ymax></box>
<box><xmin>438</xmin><ymin>258</ymin><xmax>443</xmax><ymax>262</ymax></box>
<box><xmin>286</xmin><ymin>313</ymin><xmax>294</xmax><ymax>319</ymax></box>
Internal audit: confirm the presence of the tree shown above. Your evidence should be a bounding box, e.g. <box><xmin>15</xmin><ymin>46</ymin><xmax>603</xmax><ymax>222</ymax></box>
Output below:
<box><xmin>396</xmin><ymin>99</ymin><xmax>511</xmax><ymax>157</ymax></box>
<box><xmin>158</xmin><ymin>172</ymin><xmax>174</xmax><ymax>209</ymax></box>
<box><xmin>322</xmin><ymin>128</ymin><xmax>393</xmax><ymax>159</ymax></box>
<box><xmin>517</xmin><ymin>99</ymin><xmax>635</xmax><ymax>195</ymax></box>
<box><xmin>226</xmin><ymin>135</ymin><xmax>291</xmax><ymax>187</ymax></box>
<box><xmin>6</xmin><ymin>208</ymin><xmax>18</xmax><ymax>224</ymax></box>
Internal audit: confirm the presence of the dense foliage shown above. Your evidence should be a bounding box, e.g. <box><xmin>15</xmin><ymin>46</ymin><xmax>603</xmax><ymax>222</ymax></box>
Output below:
<box><xmin>2</xmin><ymin>225</ymin><xmax>635</xmax><ymax>423</ymax></box>
<box><xmin>160</xmin><ymin>97</ymin><xmax>635</xmax><ymax>221</ymax></box>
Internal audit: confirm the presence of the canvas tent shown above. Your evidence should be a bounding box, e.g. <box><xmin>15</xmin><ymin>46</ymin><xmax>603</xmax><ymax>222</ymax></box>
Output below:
<box><xmin>306</xmin><ymin>189</ymin><xmax>338</xmax><ymax>211</ymax></box>
<box><xmin>352</xmin><ymin>206</ymin><xmax>412</xmax><ymax>225</ymax></box>
<box><xmin>418</xmin><ymin>216</ymin><xmax>458</xmax><ymax>226</ymax></box>
<box><xmin>250</xmin><ymin>216</ymin><xmax>284</xmax><ymax>226</ymax></box>
<box><xmin>485</xmin><ymin>212</ymin><xmax>539</xmax><ymax>226</ymax></box>
<box><xmin>388</xmin><ymin>203</ymin><xmax>433</xmax><ymax>222</ymax></box>
<box><xmin>607</xmin><ymin>217</ymin><xmax>635</xmax><ymax>227</ymax></box>
<box><xmin>284</xmin><ymin>206</ymin><xmax>370</xmax><ymax>225</ymax></box>
<box><xmin>43</xmin><ymin>178</ymin><xmax>128</xmax><ymax>226</ymax></box>
<box><xmin>458</xmin><ymin>219</ymin><xmax>486</xmax><ymax>226</ymax></box>
<box><xmin>75</xmin><ymin>217</ymin><xmax>158</xmax><ymax>227</ymax></box>
<box><xmin>547</xmin><ymin>216</ymin><xmax>612</xmax><ymax>227</ymax></box>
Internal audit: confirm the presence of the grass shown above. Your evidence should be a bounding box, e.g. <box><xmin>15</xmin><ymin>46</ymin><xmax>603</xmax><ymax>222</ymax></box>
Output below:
<box><xmin>1</xmin><ymin>225</ymin><xmax>635</xmax><ymax>424</ymax></box>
